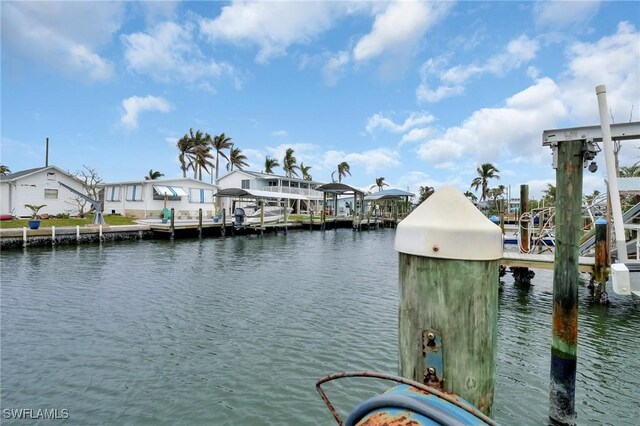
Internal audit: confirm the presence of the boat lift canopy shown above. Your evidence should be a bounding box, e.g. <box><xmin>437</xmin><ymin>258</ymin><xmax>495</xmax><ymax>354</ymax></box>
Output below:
<box><xmin>365</xmin><ymin>188</ymin><xmax>415</xmax><ymax>201</ymax></box>
<box><xmin>215</xmin><ymin>188</ymin><xmax>306</xmax><ymax>200</ymax></box>
<box><xmin>315</xmin><ymin>182</ymin><xmax>364</xmax><ymax>195</ymax></box>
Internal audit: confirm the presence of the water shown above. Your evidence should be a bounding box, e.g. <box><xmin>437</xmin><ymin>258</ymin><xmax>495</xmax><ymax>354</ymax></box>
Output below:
<box><xmin>1</xmin><ymin>230</ymin><xmax>638</xmax><ymax>425</ymax></box>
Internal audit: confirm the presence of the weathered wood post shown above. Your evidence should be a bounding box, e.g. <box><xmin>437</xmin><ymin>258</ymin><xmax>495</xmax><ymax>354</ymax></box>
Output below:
<box><xmin>593</xmin><ymin>218</ymin><xmax>608</xmax><ymax>304</ymax></box>
<box><xmin>309</xmin><ymin>210</ymin><xmax>313</xmax><ymax>231</ymax></box>
<box><xmin>260</xmin><ymin>199</ymin><xmax>265</xmax><ymax>237</ymax></box>
<box><xmin>198</xmin><ymin>208</ymin><xmax>203</xmax><ymax>239</ymax></box>
<box><xmin>394</xmin><ymin>186</ymin><xmax>502</xmax><ymax>416</ymax></box>
<box><xmin>520</xmin><ymin>184</ymin><xmax>529</xmax><ymax>253</ymax></box>
<box><xmin>333</xmin><ymin>193</ymin><xmax>338</xmax><ymax>231</ymax></box>
<box><xmin>283</xmin><ymin>200</ymin><xmax>288</xmax><ymax>234</ymax></box>
<box><xmin>549</xmin><ymin>139</ymin><xmax>583</xmax><ymax>425</ymax></box>
<box><xmin>221</xmin><ymin>209</ymin><xmax>226</xmax><ymax>237</ymax></box>
<box><xmin>321</xmin><ymin>192</ymin><xmax>327</xmax><ymax>231</ymax></box>
<box><xmin>170</xmin><ymin>207</ymin><xmax>175</xmax><ymax>241</ymax></box>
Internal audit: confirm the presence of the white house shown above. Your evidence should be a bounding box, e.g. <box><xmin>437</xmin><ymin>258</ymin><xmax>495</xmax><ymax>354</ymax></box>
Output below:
<box><xmin>216</xmin><ymin>170</ymin><xmax>326</xmax><ymax>214</ymax></box>
<box><xmin>0</xmin><ymin>166</ymin><xmax>87</xmax><ymax>217</ymax></box>
<box><xmin>102</xmin><ymin>178</ymin><xmax>219</xmax><ymax>219</ymax></box>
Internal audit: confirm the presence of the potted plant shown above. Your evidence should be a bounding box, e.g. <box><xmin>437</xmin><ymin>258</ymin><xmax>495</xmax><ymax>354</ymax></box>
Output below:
<box><xmin>25</xmin><ymin>204</ymin><xmax>46</xmax><ymax>230</ymax></box>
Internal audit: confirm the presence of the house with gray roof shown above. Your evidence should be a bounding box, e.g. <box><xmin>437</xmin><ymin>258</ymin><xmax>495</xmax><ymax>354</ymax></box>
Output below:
<box><xmin>0</xmin><ymin>166</ymin><xmax>87</xmax><ymax>217</ymax></box>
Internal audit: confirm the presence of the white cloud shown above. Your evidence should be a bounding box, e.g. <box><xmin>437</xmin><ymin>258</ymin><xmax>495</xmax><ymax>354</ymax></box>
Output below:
<box><xmin>120</xmin><ymin>96</ymin><xmax>173</xmax><ymax>128</ymax></box>
<box><xmin>322</xmin><ymin>51</ymin><xmax>350</xmax><ymax>86</ymax></box>
<box><xmin>200</xmin><ymin>2</ymin><xmax>345</xmax><ymax>63</ymax></box>
<box><xmin>400</xmin><ymin>128</ymin><xmax>436</xmax><ymax>145</ymax></box>
<box><xmin>417</xmin><ymin>78</ymin><xmax>567</xmax><ymax>165</ymax></box>
<box><xmin>322</xmin><ymin>148</ymin><xmax>401</xmax><ymax>174</ymax></box>
<box><xmin>352</xmin><ymin>1</ymin><xmax>452</xmax><ymax>62</ymax></box>
<box><xmin>533</xmin><ymin>1</ymin><xmax>600</xmax><ymax>29</ymax></box>
<box><xmin>417</xmin><ymin>35</ymin><xmax>540</xmax><ymax>103</ymax></box>
<box><xmin>1</xmin><ymin>2</ymin><xmax>123</xmax><ymax>81</ymax></box>
<box><xmin>366</xmin><ymin>112</ymin><xmax>435</xmax><ymax>134</ymax></box>
<box><xmin>122</xmin><ymin>21</ymin><xmax>236</xmax><ymax>86</ymax></box>
<box><xmin>271</xmin><ymin>130</ymin><xmax>288</xmax><ymax>137</ymax></box>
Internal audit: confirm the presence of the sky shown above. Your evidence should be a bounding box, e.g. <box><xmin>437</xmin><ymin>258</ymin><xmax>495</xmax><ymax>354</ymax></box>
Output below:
<box><xmin>2</xmin><ymin>0</ymin><xmax>639</xmax><ymax>199</ymax></box>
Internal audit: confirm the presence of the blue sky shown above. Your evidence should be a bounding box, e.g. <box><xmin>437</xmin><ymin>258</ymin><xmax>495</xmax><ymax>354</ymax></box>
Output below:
<box><xmin>2</xmin><ymin>1</ymin><xmax>639</xmax><ymax>198</ymax></box>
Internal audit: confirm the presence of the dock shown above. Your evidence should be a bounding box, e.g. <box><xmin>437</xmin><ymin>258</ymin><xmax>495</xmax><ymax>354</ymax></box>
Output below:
<box><xmin>501</xmin><ymin>252</ymin><xmax>596</xmax><ymax>273</ymax></box>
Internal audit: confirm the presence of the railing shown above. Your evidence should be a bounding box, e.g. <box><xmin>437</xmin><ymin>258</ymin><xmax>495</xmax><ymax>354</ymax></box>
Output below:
<box><xmin>259</xmin><ymin>186</ymin><xmax>323</xmax><ymax>198</ymax></box>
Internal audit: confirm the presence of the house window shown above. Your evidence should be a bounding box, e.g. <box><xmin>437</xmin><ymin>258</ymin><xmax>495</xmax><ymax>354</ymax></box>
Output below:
<box><xmin>241</xmin><ymin>179</ymin><xmax>251</xmax><ymax>189</ymax></box>
<box><xmin>107</xmin><ymin>186</ymin><xmax>121</xmax><ymax>202</ymax></box>
<box><xmin>126</xmin><ymin>185</ymin><xmax>142</xmax><ymax>201</ymax></box>
<box><xmin>44</xmin><ymin>189</ymin><xmax>58</xmax><ymax>199</ymax></box>
<box><xmin>47</xmin><ymin>172</ymin><xmax>56</xmax><ymax>181</ymax></box>
<box><xmin>268</xmin><ymin>180</ymin><xmax>278</xmax><ymax>187</ymax></box>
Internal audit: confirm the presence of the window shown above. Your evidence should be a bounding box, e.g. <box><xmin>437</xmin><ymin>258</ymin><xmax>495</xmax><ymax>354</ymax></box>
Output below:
<box><xmin>268</xmin><ymin>180</ymin><xmax>278</xmax><ymax>187</ymax></box>
<box><xmin>241</xmin><ymin>179</ymin><xmax>251</xmax><ymax>189</ymax></box>
<box><xmin>47</xmin><ymin>172</ymin><xmax>56</xmax><ymax>181</ymax></box>
<box><xmin>107</xmin><ymin>186</ymin><xmax>121</xmax><ymax>202</ymax></box>
<box><xmin>44</xmin><ymin>189</ymin><xmax>58</xmax><ymax>199</ymax></box>
<box><xmin>126</xmin><ymin>185</ymin><xmax>142</xmax><ymax>201</ymax></box>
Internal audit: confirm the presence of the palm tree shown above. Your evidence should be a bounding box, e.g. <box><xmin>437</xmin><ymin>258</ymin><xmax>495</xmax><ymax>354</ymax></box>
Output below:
<box><xmin>282</xmin><ymin>148</ymin><xmax>299</xmax><ymax>178</ymax></box>
<box><xmin>620</xmin><ymin>161</ymin><xmax>640</xmax><ymax>177</ymax></box>
<box><xmin>264</xmin><ymin>157</ymin><xmax>280</xmax><ymax>174</ymax></box>
<box><xmin>470</xmin><ymin>163</ymin><xmax>500</xmax><ymax>201</ymax></box>
<box><xmin>191</xmin><ymin>143</ymin><xmax>215</xmax><ymax>181</ymax></box>
<box><xmin>336</xmin><ymin>161</ymin><xmax>351</xmax><ymax>183</ymax></box>
<box><xmin>145</xmin><ymin>169</ymin><xmax>164</xmax><ymax>180</ymax></box>
<box><xmin>300</xmin><ymin>162</ymin><xmax>312</xmax><ymax>181</ymax></box>
<box><xmin>0</xmin><ymin>165</ymin><xmax>10</xmax><ymax>176</ymax></box>
<box><xmin>211</xmin><ymin>133</ymin><xmax>232</xmax><ymax>183</ymax></box>
<box><xmin>371</xmin><ymin>177</ymin><xmax>389</xmax><ymax>192</ymax></box>
<box><xmin>464</xmin><ymin>191</ymin><xmax>478</xmax><ymax>202</ymax></box>
<box><xmin>227</xmin><ymin>147</ymin><xmax>249</xmax><ymax>171</ymax></box>
<box><xmin>176</xmin><ymin>134</ymin><xmax>193</xmax><ymax>178</ymax></box>
<box><xmin>418</xmin><ymin>186</ymin><xmax>434</xmax><ymax>204</ymax></box>
<box><xmin>542</xmin><ymin>183</ymin><xmax>556</xmax><ymax>207</ymax></box>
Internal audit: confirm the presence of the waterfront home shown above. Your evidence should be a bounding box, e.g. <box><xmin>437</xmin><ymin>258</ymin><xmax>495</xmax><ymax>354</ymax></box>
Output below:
<box><xmin>216</xmin><ymin>170</ymin><xmax>325</xmax><ymax>214</ymax></box>
<box><xmin>102</xmin><ymin>178</ymin><xmax>219</xmax><ymax>219</ymax></box>
<box><xmin>0</xmin><ymin>166</ymin><xmax>87</xmax><ymax>217</ymax></box>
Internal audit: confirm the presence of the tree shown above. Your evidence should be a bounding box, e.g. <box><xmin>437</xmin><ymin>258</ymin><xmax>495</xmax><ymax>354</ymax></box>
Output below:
<box><xmin>417</xmin><ymin>186</ymin><xmax>434</xmax><ymax>204</ymax></box>
<box><xmin>145</xmin><ymin>170</ymin><xmax>164</xmax><ymax>180</ymax></box>
<box><xmin>69</xmin><ymin>165</ymin><xmax>102</xmax><ymax>218</ymax></box>
<box><xmin>620</xmin><ymin>161</ymin><xmax>640</xmax><ymax>177</ymax></box>
<box><xmin>336</xmin><ymin>161</ymin><xmax>351</xmax><ymax>183</ymax></box>
<box><xmin>300</xmin><ymin>162</ymin><xmax>312</xmax><ymax>181</ymax></box>
<box><xmin>227</xmin><ymin>147</ymin><xmax>249</xmax><ymax>171</ymax></box>
<box><xmin>488</xmin><ymin>185</ymin><xmax>506</xmax><ymax>213</ymax></box>
<box><xmin>176</xmin><ymin>134</ymin><xmax>193</xmax><ymax>178</ymax></box>
<box><xmin>464</xmin><ymin>191</ymin><xmax>478</xmax><ymax>203</ymax></box>
<box><xmin>264</xmin><ymin>157</ymin><xmax>280</xmax><ymax>174</ymax></box>
<box><xmin>470</xmin><ymin>163</ymin><xmax>500</xmax><ymax>201</ymax></box>
<box><xmin>0</xmin><ymin>165</ymin><xmax>10</xmax><ymax>176</ymax></box>
<box><xmin>282</xmin><ymin>148</ymin><xmax>299</xmax><ymax>178</ymax></box>
<box><xmin>542</xmin><ymin>183</ymin><xmax>556</xmax><ymax>207</ymax></box>
<box><xmin>371</xmin><ymin>177</ymin><xmax>389</xmax><ymax>192</ymax></box>
<box><xmin>191</xmin><ymin>142</ymin><xmax>214</xmax><ymax>181</ymax></box>
<box><xmin>211</xmin><ymin>133</ymin><xmax>232</xmax><ymax>182</ymax></box>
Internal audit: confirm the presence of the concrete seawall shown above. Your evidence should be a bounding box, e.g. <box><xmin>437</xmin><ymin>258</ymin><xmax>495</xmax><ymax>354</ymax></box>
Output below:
<box><xmin>0</xmin><ymin>225</ymin><xmax>153</xmax><ymax>249</ymax></box>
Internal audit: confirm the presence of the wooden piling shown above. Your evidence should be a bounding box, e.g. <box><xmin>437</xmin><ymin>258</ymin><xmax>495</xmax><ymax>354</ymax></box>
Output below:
<box><xmin>520</xmin><ymin>185</ymin><xmax>529</xmax><ymax>253</ymax></box>
<box><xmin>170</xmin><ymin>207</ymin><xmax>175</xmax><ymax>240</ymax></box>
<box><xmin>221</xmin><ymin>209</ymin><xmax>226</xmax><ymax>236</ymax></box>
<box><xmin>198</xmin><ymin>208</ymin><xmax>203</xmax><ymax>238</ymax></box>
<box><xmin>593</xmin><ymin>218</ymin><xmax>608</xmax><ymax>303</ymax></box>
<box><xmin>395</xmin><ymin>186</ymin><xmax>502</xmax><ymax>416</ymax></box>
<box><xmin>51</xmin><ymin>226</ymin><xmax>56</xmax><ymax>246</ymax></box>
<box><xmin>333</xmin><ymin>194</ymin><xmax>338</xmax><ymax>231</ymax></box>
<box><xmin>549</xmin><ymin>139</ymin><xmax>583</xmax><ymax>425</ymax></box>
<box><xmin>321</xmin><ymin>192</ymin><xmax>327</xmax><ymax>231</ymax></box>
<box><xmin>260</xmin><ymin>199</ymin><xmax>265</xmax><ymax>237</ymax></box>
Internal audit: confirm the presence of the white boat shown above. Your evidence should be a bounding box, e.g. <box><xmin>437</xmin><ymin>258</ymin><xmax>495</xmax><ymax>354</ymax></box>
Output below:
<box><xmin>233</xmin><ymin>203</ymin><xmax>292</xmax><ymax>226</ymax></box>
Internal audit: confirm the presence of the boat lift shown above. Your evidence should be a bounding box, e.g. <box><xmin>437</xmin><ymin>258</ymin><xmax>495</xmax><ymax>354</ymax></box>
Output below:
<box><xmin>58</xmin><ymin>181</ymin><xmax>105</xmax><ymax>225</ymax></box>
<box><xmin>542</xmin><ymin>89</ymin><xmax>640</xmax><ymax>295</ymax></box>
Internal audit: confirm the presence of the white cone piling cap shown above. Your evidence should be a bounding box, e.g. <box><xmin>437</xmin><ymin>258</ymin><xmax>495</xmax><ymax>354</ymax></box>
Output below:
<box><xmin>394</xmin><ymin>186</ymin><xmax>502</xmax><ymax>260</ymax></box>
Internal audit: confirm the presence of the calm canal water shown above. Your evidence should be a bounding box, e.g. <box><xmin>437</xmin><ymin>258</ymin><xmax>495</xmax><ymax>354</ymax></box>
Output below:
<box><xmin>1</xmin><ymin>229</ymin><xmax>638</xmax><ymax>425</ymax></box>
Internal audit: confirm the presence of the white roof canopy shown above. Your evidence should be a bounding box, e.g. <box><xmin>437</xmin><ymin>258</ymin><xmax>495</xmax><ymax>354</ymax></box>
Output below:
<box><xmin>215</xmin><ymin>188</ymin><xmax>306</xmax><ymax>200</ymax></box>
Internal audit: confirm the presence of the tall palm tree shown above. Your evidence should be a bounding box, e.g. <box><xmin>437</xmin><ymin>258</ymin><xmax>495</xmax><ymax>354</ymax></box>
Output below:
<box><xmin>470</xmin><ymin>163</ymin><xmax>500</xmax><ymax>201</ymax></box>
<box><xmin>282</xmin><ymin>148</ymin><xmax>299</xmax><ymax>178</ymax></box>
<box><xmin>176</xmin><ymin>134</ymin><xmax>193</xmax><ymax>178</ymax></box>
<box><xmin>264</xmin><ymin>157</ymin><xmax>280</xmax><ymax>174</ymax></box>
<box><xmin>211</xmin><ymin>133</ymin><xmax>232</xmax><ymax>183</ymax></box>
<box><xmin>300</xmin><ymin>162</ymin><xmax>312</xmax><ymax>181</ymax></box>
<box><xmin>227</xmin><ymin>147</ymin><xmax>249</xmax><ymax>171</ymax></box>
<box><xmin>191</xmin><ymin>143</ymin><xmax>215</xmax><ymax>181</ymax></box>
<box><xmin>336</xmin><ymin>161</ymin><xmax>351</xmax><ymax>183</ymax></box>
<box><xmin>418</xmin><ymin>186</ymin><xmax>434</xmax><ymax>204</ymax></box>
<box><xmin>371</xmin><ymin>177</ymin><xmax>389</xmax><ymax>192</ymax></box>
<box><xmin>0</xmin><ymin>165</ymin><xmax>10</xmax><ymax>176</ymax></box>
<box><xmin>464</xmin><ymin>191</ymin><xmax>477</xmax><ymax>202</ymax></box>
<box><xmin>145</xmin><ymin>169</ymin><xmax>164</xmax><ymax>180</ymax></box>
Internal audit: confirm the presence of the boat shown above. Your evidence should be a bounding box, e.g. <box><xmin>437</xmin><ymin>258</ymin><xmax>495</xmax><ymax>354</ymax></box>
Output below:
<box><xmin>0</xmin><ymin>214</ymin><xmax>14</xmax><ymax>221</ymax></box>
<box><xmin>232</xmin><ymin>203</ymin><xmax>292</xmax><ymax>227</ymax></box>
<box><xmin>317</xmin><ymin>371</ymin><xmax>494</xmax><ymax>426</ymax></box>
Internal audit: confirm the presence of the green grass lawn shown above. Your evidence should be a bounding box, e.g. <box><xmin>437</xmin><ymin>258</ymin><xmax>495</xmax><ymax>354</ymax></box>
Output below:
<box><xmin>0</xmin><ymin>215</ymin><xmax>136</xmax><ymax>229</ymax></box>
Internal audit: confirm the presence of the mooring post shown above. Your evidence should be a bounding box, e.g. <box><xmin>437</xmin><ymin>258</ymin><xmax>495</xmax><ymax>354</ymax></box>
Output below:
<box><xmin>321</xmin><ymin>192</ymin><xmax>326</xmax><ymax>231</ymax></box>
<box><xmin>76</xmin><ymin>225</ymin><xmax>80</xmax><ymax>243</ymax></box>
<box><xmin>394</xmin><ymin>186</ymin><xmax>502</xmax><ymax>416</ymax></box>
<box><xmin>198</xmin><ymin>208</ymin><xmax>203</xmax><ymax>239</ymax></box>
<box><xmin>333</xmin><ymin>194</ymin><xmax>338</xmax><ymax>231</ymax></box>
<box><xmin>594</xmin><ymin>218</ymin><xmax>609</xmax><ymax>303</ymax></box>
<box><xmin>51</xmin><ymin>226</ymin><xmax>56</xmax><ymax>246</ymax></box>
<box><xmin>283</xmin><ymin>200</ymin><xmax>288</xmax><ymax>234</ymax></box>
<box><xmin>520</xmin><ymin>184</ymin><xmax>529</xmax><ymax>253</ymax></box>
<box><xmin>549</xmin><ymin>139</ymin><xmax>583</xmax><ymax>425</ymax></box>
<box><xmin>260</xmin><ymin>199</ymin><xmax>265</xmax><ymax>237</ymax></box>
<box><xmin>22</xmin><ymin>227</ymin><xmax>27</xmax><ymax>248</ymax></box>
<box><xmin>221</xmin><ymin>209</ymin><xmax>226</xmax><ymax>236</ymax></box>
<box><xmin>309</xmin><ymin>210</ymin><xmax>313</xmax><ymax>231</ymax></box>
<box><xmin>170</xmin><ymin>207</ymin><xmax>175</xmax><ymax>241</ymax></box>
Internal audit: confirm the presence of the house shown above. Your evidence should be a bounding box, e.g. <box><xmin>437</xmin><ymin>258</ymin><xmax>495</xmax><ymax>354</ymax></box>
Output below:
<box><xmin>102</xmin><ymin>178</ymin><xmax>220</xmax><ymax>219</ymax></box>
<box><xmin>0</xmin><ymin>166</ymin><xmax>88</xmax><ymax>217</ymax></box>
<box><xmin>216</xmin><ymin>170</ymin><xmax>325</xmax><ymax>214</ymax></box>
